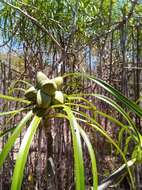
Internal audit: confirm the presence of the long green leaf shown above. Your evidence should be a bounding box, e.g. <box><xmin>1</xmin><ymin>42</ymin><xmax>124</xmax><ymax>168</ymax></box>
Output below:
<box><xmin>64</xmin><ymin>73</ymin><xmax>142</xmax><ymax>117</ymax></box>
<box><xmin>0</xmin><ymin>111</ymin><xmax>33</xmax><ymax>168</ymax></box>
<box><xmin>0</xmin><ymin>93</ymin><xmax>30</xmax><ymax>104</ymax></box>
<box><xmin>64</xmin><ymin>106</ymin><xmax>85</xmax><ymax>190</ymax></box>
<box><xmin>65</xmin><ymin>102</ymin><xmax>128</xmax><ymax>130</ymax></box>
<box><xmin>65</xmin><ymin>95</ymin><xmax>96</xmax><ymax>110</ymax></box>
<box><xmin>95</xmin><ymin>111</ymin><xmax>128</xmax><ymax>129</ymax></box>
<box><xmin>70</xmin><ymin>108</ymin><xmax>135</xmax><ymax>189</ymax></box>
<box><xmin>89</xmin><ymin>77</ymin><xmax>142</xmax><ymax>117</ymax></box>
<box><xmin>78</xmin><ymin>126</ymin><xmax>98</xmax><ymax>190</ymax></box>
<box><xmin>76</xmin><ymin>116</ymin><xmax>135</xmax><ymax>189</ymax></box>
<box><xmin>47</xmin><ymin>111</ymin><xmax>98</xmax><ymax>189</ymax></box>
<box><xmin>93</xmin><ymin>94</ymin><xmax>141</xmax><ymax>144</ymax></box>
<box><xmin>0</xmin><ymin>108</ymin><xmax>29</xmax><ymax>116</ymax></box>
<box><xmin>68</xmin><ymin>94</ymin><xmax>141</xmax><ymax>144</ymax></box>
<box><xmin>11</xmin><ymin>115</ymin><xmax>41</xmax><ymax>190</ymax></box>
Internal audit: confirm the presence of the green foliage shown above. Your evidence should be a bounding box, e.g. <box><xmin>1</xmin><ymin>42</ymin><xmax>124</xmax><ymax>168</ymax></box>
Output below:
<box><xmin>0</xmin><ymin>0</ymin><xmax>141</xmax><ymax>51</ymax></box>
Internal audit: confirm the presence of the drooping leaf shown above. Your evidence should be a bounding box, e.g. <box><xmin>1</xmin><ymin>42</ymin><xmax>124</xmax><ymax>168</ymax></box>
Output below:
<box><xmin>0</xmin><ymin>111</ymin><xmax>33</xmax><ymax>168</ymax></box>
<box><xmin>64</xmin><ymin>106</ymin><xmax>85</xmax><ymax>190</ymax></box>
<box><xmin>0</xmin><ymin>93</ymin><xmax>30</xmax><ymax>104</ymax></box>
<box><xmin>0</xmin><ymin>108</ymin><xmax>29</xmax><ymax>116</ymax></box>
<box><xmin>11</xmin><ymin>115</ymin><xmax>41</xmax><ymax>190</ymax></box>
<box><xmin>79</xmin><ymin>126</ymin><xmax>98</xmax><ymax>190</ymax></box>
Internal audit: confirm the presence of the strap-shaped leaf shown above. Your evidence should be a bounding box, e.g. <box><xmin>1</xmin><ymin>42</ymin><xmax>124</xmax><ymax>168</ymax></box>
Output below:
<box><xmin>0</xmin><ymin>111</ymin><xmax>33</xmax><ymax>168</ymax></box>
<box><xmin>88</xmin><ymin>76</ymin><xmax>142</xmax><ymax>117</ymax></box>
<box><xmin>79</xmin><ymin>126</ymin><xmax>98</xmax><ymax>190</ymax></box>
<box><xmin>0</xmin><ymin>93</ymin><xmax>30</xmax><ymax>104</ymax></box>
<box><xmin>94</xmin><ymin>94</ymin><xmax>141</xmax><ymax>144</ymax></box>
<box><xmin>73</xmin><ymin>109</ymin><xmax>135</xmax><ymax>189</ymax></box>
<box><xmin>0</xmin><ymin>108</ymin><xmax>29</xmax><ymax>116</ymax></box>
<box><xmin>64</xmin><ymin>106</ymin><xmax>85</xmax><ymax>190</ymax></box>
<box><xmin>69</xmin><ymin>94</ymin><xmax>141</xmax><ymax>144</ymax></box>
<box><xmin>64</xmin><ymin>73</ymin><xmax>142</xmax><ymax>117</ymax></box>
<box><xmin>11</xmin><ymin>115</ymin><xmax>41</xmax><ymax>190</ymax></box>
<box><xmin>47</xmin><ymin>110</ymin><xmax>98</xmax><ymax>189</ymax></box>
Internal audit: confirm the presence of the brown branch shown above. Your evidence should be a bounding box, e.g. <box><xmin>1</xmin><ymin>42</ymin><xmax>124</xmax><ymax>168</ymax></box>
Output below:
<box><xmin>1</xmin><ymin>0</ymin><xmax>63</xmax><ymax>51</ymax></box>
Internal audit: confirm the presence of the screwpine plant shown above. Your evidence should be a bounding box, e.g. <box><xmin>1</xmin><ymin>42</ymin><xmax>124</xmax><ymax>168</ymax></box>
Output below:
<box><xmin>0</xmin><ymin>72</ymin><xmax>142</xmax><ymax>190</ymax></box>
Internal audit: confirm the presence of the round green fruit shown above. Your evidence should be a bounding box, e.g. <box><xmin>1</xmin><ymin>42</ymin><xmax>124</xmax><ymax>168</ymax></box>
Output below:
<box><xmin>36</xmin><ymin>71</ymin><xmax>50</xmax><ymax>88</ymax></box>
<box><xmin>37</xmin><ymin>90</ymin><xmax>51</xmax><ymax>108</ymax></box>
<box><xmin>42</xmin><ymin>80</ymin><xmax>57</xmax><ymax>96</ymax></box>
<box><xmin>24</xmin><ymin>86</ymin><xmax>37</xmax><ymax>102</ymax></box>
<box><xmin>53</xmin><ymin>76</ymin><xmax>63</xmax><ymax>89</ymax></box>
<box><xmin>52</xmin><ymin>91</ymin><xmax>64</xmax><ymax>105</ymax></box>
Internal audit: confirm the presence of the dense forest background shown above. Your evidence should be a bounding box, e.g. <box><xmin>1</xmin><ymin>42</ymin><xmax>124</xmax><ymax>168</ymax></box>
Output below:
<box><xmin>0</xmin><ymin>0</ymin><xmax>142</xmax><ymax>189</ymax></box>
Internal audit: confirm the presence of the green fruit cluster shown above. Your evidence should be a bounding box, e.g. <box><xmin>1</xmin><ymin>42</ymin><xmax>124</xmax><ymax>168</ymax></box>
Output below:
<box><xmin>24</xmin><ymin>72</ymin><xmax>64</xmax><ymax>116</ymax></box>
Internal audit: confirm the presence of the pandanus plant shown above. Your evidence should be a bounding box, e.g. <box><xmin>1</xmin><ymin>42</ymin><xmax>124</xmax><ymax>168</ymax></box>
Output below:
<box><xmin>0</xmin><ymin>72</ymin><xmax>142</xmax><ymax>190</ymax></box>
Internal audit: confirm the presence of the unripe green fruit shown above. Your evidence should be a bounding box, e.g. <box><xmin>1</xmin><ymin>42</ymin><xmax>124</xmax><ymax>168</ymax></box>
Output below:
<box><xmin>37</xmin><ymin>90</ymin><xmax>51</xmax><ymax>108</ymax></box>
<box><xmin>36</xmin><ymin>71</ymin><xmax>49</xmax><ymax>88</ymax></box>
<box><xmin>36</xmin><ymin>71</ymin><xmax>57</xmax><ymax>95</ymax></box>
<box><xmin>42</xmin><ymin>80</ymin><xmax>57</xmax><ymax>96</ymax></box>
<box><xmin>53</xmin><ymin>77</ymin><xmax>63</xmax><ymax>89</ymax></box>
<box><xmin>52</xmin><ymin>91</ymin><xmax>64</xmax><ymax>105</ymax></box>
<box><xmin>24</xmin><ymin>86</ymin><xmax>37</xmax><ymax>102</ymax></box>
